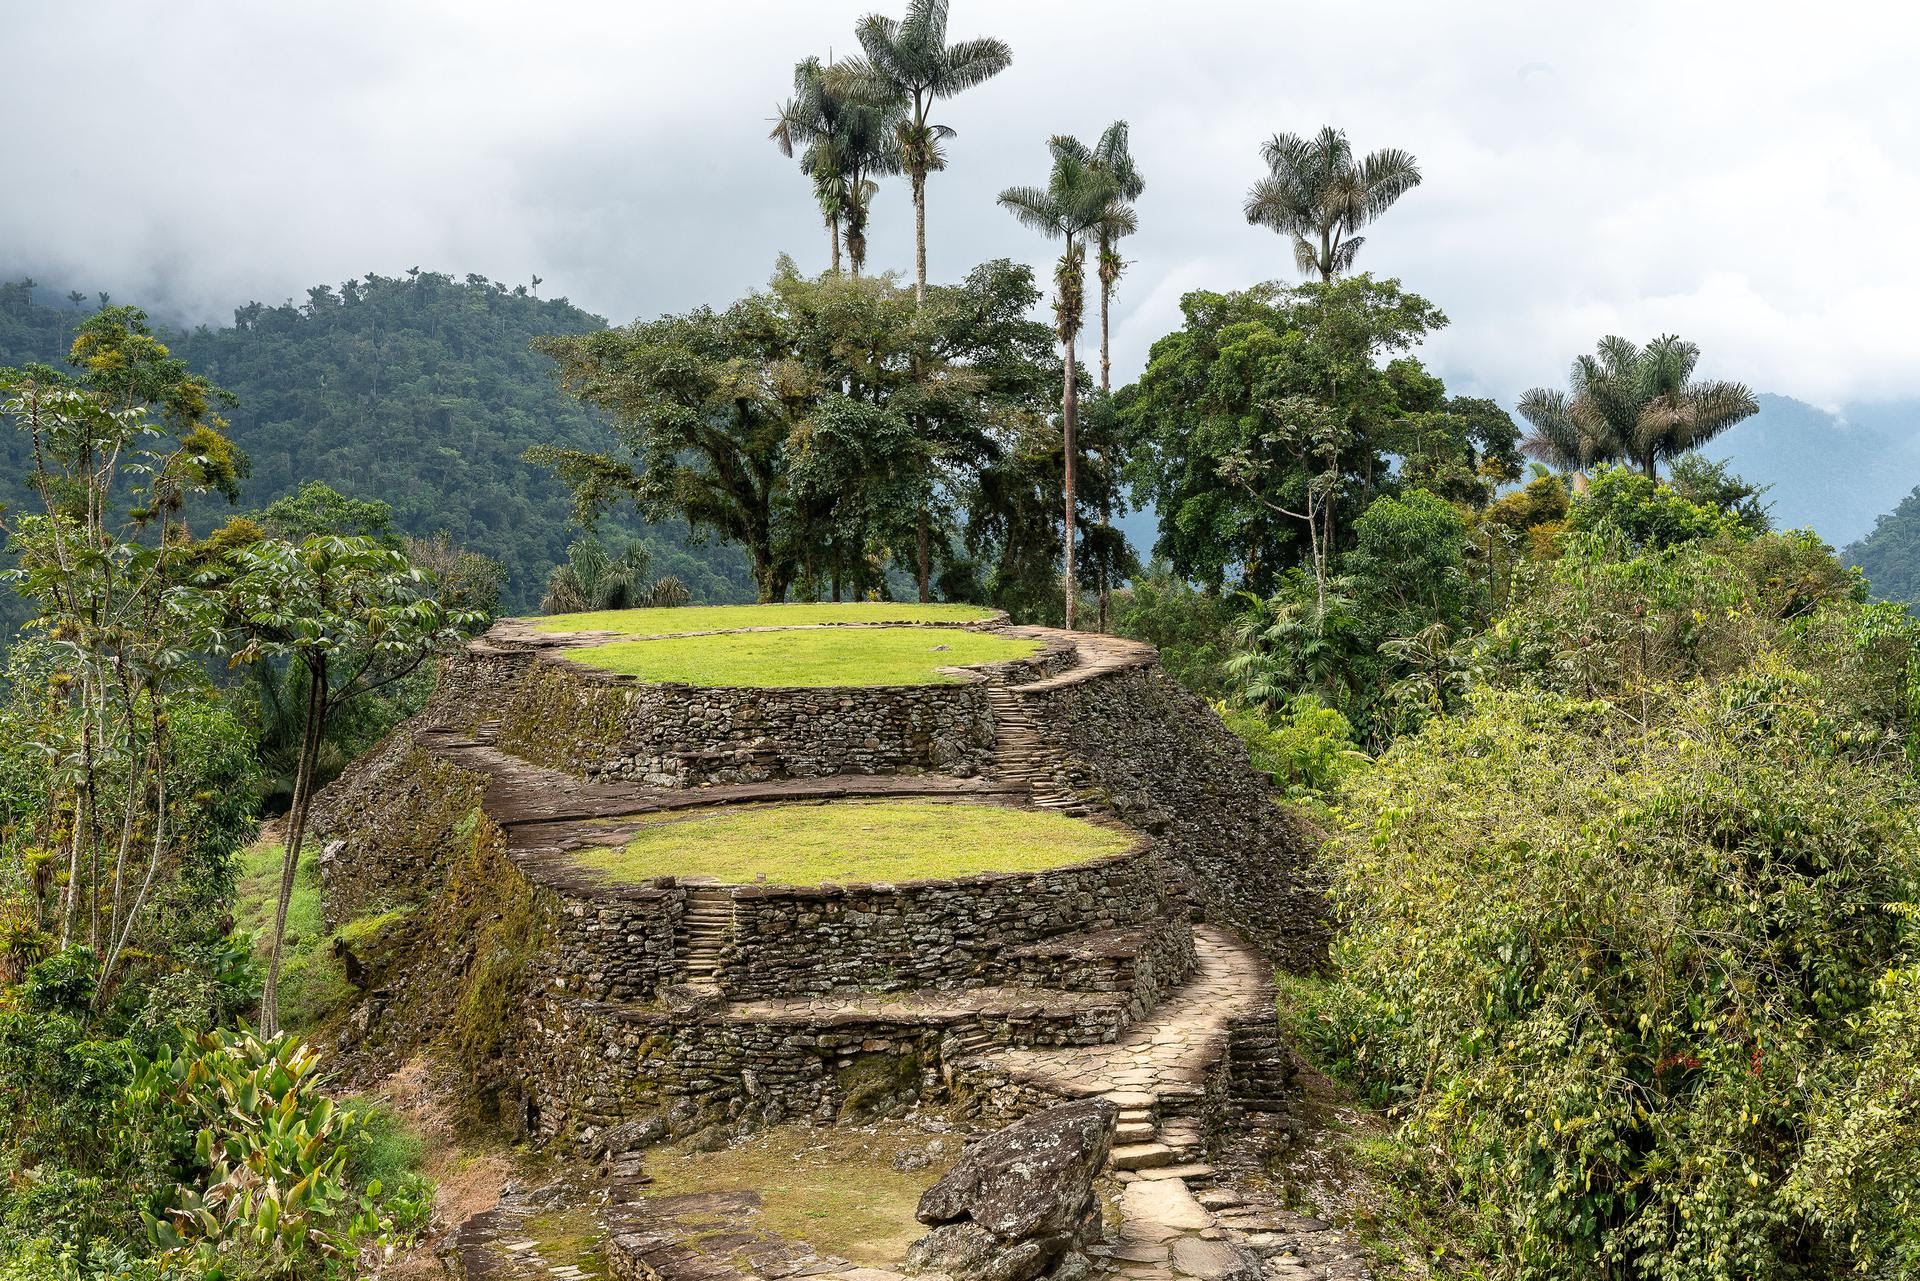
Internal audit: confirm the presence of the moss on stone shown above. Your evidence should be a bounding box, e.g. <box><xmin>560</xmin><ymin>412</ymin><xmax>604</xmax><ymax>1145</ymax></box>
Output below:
<box><xmin>520</xmin><ymin>1206</ymin><xmax>607</xmax><ymax>1270</ymax></box>
<box><xmin>640</xmin><ymin>1123</ymin><xmax>956</xmax><ymax>1266</ymax></box>
<box><xmin>836</xmin><ymin>1050</ymin><xmax>923</xmax><ymax>1122</ymax></box>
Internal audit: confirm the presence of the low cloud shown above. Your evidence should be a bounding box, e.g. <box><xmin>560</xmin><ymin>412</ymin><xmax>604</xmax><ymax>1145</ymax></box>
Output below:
<box><xmin>6</xmin><ymin>0</ymin><xmax>1916</xmax><ymax>409</ymax></box>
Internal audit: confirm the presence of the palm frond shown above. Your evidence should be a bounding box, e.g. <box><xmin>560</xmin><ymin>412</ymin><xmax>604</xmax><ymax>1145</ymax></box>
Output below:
<box><xmin>937</xmin><ymin>36</ymin><xmax>1013</xmax><ymax>92</ymax></box>
<box><xmin>998</xmin><ymin>185</ymin><xmax>1064</xmax><ymax>237</ymax></box>
<box><xmin>1357</xmin><ymin>147</ymin><xmax>1422</xmax><ymax>218</ymax></box>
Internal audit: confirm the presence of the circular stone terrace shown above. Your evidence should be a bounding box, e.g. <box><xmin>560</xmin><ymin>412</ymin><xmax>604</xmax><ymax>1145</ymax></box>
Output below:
<box><xmin>317</xmin><ymin>602</ymin><xmax>1313</xmax><ymax>1278</ymax></box>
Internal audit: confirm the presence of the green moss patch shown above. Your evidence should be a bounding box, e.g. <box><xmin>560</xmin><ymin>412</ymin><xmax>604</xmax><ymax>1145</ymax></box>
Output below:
<box><xmin>564</xmin><ymin>626</ymin><xmax>1038</xmax><ymax>687</ymax></box>
<box><xmin>532</xmin><ymin>601</ymin><xmax>997</xmax><ymax>636</ymax></box>
<box><xmin>570</xmin><ymin>800</ymin><xmax>1132</xmax><ymax>886</ymax></box>
<box><xmin>641</xmin><ymin>1124</ymin><xmax>955</xmax><ymax>1265</ymax></box>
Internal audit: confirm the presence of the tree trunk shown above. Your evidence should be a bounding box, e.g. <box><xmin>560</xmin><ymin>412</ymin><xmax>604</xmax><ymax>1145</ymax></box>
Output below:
<box><xmin>912</xmin><ymin>168</ymin><xmax>927</xmax><ymax>304</ymax></box>
<box><xmin>262</xmin><ymin>658</ymin><xmax>327</xmax><ymax>1038</ymax></box>
<box><xmin>1099</xmin><ymin>267</ymin><xmax>1112</xmax><ymax>394</ymax></box>
<box><xmin>830</xmin><ymin>217</ymin><xmax>842</xmax><ymax>275</ymax></box>
<box><xmin>916</xmin><ymin>506</ymin><xmax>931</xmax><ymax>603</ymax></box>
<box><xmin>1063</xmin><ymin>331</ymin><xmax>1079</xmax><ymax>631</ymax></box>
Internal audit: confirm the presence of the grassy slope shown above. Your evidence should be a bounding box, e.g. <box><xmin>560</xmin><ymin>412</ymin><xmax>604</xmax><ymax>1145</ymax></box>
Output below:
<box><xmin>566</xmin><ymin>627</ymin><xmax>1038</xmax><ymax>687</ymax></box>
<box><xmin>571</xmin><ymin>800</ymin><xmax>1132</xmax><ymax>886</ymax></box>
<box><xmin>235</xmin><ymin>838</ymin><xmax>407</xmax><ymax>1036</ymax></box>
<box><xmin>532</xmin><ymin>602</ymin><xmax>999</xmax><ymax>635</ymax></box>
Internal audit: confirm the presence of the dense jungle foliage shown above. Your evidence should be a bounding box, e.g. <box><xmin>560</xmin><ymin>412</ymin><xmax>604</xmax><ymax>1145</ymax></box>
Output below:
<box><xmin>0</xmin><ymin>273</ymin><xmax>755</xmax><ymax>626</ymax></box>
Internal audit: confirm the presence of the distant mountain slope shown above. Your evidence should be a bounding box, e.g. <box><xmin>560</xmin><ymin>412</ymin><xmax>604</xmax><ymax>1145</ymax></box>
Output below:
<box><xmin>1701</xmin><ymin>393</ymin><xmax>1920</xmax><ymax>547</ymax></box>
<box><xmin>1843</xmin><ymin>486</ymin><xmax>1920</xmax><ymax>609</ymax></box>
<box><xmin>0</xmin><ymin>273</ymin><xmax>753</xmax><ymax>613</ymax></box>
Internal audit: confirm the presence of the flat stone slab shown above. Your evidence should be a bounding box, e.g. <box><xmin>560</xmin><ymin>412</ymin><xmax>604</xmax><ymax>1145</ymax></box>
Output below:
<box><xmin>1168</xmin><ymin>1237</ymin><xmax>1258</xmax><ymax>1281</ymax></box>
<box><xmin>1119</xmin><ymin>1179</ymin><xmax>1212</xmax><ymax>1233</ymax></box>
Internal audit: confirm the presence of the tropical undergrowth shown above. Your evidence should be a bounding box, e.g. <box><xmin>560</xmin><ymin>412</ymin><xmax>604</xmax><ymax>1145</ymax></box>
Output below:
<box><xmin>1302</xmin><ymin>529</ymin><xmax>1920</xmax><ymax>1279</ymax></box>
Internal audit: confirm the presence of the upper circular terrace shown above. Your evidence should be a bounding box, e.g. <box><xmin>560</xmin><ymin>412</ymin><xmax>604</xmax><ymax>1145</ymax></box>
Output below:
<box><xmin>505</xmin><ymin>602</ymin><xmax>1042</xmax><ymax>689</ymax></box>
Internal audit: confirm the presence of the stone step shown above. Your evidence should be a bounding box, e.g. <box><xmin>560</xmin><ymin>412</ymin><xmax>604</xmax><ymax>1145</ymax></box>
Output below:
<box><xmin>1115</xmin><ymin>1121</ymin><xmax>1157</xmax><ymax>1143</ymax></box>
<box><xmin>1136</xmin><ymin>1162</ymin><xmax>1215</xmax><ymax>1183</ymax></box>
<box><xmin>1110</xmin><ymin>1142</ymin><xmax>1177</xmax><ymax>1171</ymax></box>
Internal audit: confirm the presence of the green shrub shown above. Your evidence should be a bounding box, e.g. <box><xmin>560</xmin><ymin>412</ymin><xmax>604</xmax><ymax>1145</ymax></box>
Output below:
<box><xmin>125</xmin><ymin>1027</ymin><xmax>430</xmax><ymax>1277</ymax></box>
<box><xmin>1567</xmin><ymin>467</ymin><xmax>1740</xmax><ymax>550</ymax></box>
<box><xmin>1218</xmin><ymin>694</ymin><xmax>1367</xmax><ymax>801</ymax></box>
<box><xmin>1324</xmin><ymin>660</ymin><xmax>1920</xmax><ymax>1278</ymax></box>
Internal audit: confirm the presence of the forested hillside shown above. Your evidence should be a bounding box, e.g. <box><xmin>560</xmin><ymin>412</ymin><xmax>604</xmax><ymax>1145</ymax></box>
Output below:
<box><xmin>0</xmin><ymin>274</ymin><xmax>753</xmax><ymax>612</ymax></box>
<box><xmin>1846</xmin><ymin>485</ymin><xmax>1920</xmax><ymax>609</ymax></box>
<box><xmin>1702</xmin><ymin>392</ymin><xmax>1920</xmax><ymax>546</ymax></box>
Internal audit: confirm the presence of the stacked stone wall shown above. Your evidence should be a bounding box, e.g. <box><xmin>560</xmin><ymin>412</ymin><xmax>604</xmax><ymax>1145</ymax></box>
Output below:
<box><xmin>711</xmin><ymin>847</ymin><xmax>1179</xmax><ymax>998</ymax></box>
<box><xmin>999</xmin><ymin>918</ymin><xmax>1196</xmax><ymax>1016</ymax></box>
<box><xmin>1021</xmin><ymin>665</ymin><xmax>1330</xmax><ymax>969</ymax></box>
<box><xmin>516</xmin><ymin>991</ymin><xmax>1132</xmax><ymax>1146</ymax></box>
<box><xmin>539</xmin><ymin>881</ymin><xmax>684</xmax><ymax>1003</ymax></box>
<box><xmin>493</xmin><ymin>660</ymin><xmax>997</xmax><ymax>787</ymax></box>
<box><xmin>309</xmin><ymin>736</ymin><xmax>489</xmax><ymax>930</ymax></box>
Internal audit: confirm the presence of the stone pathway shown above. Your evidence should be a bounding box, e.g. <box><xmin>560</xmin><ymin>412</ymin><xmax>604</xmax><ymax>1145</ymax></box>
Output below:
<box><xmin>983</xmin><ymin>678</ymin><xmax>1084</xmax><ymax>813</ymax></box>
<box><xmin>980</xmin><ymin>927</ymin><xmax>1272</xmax><ymax>1122</ymax></box>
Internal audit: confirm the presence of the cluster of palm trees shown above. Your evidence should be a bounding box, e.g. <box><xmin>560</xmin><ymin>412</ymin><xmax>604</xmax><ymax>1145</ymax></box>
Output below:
<box><xmin>770</xmin><ymin>0</ymin><xmax>1011</xmax><ymax>294</ymax></box>
<box><xmin>1518</xmin><ymin>335</ymin><xmax>1760</xmax><ymax>488</ymax></box>
<box><xmin>996</xmin><ymin>125</ymin><xmax>1144</xmax><ymax>629</ymax></box>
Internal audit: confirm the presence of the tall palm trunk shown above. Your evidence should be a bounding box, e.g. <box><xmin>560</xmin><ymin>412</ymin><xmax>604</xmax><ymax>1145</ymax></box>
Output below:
<box><xmin>830</xmin><ymin>216</ymin><xmax>843</xmax><ymax>274</ymax></box>
<box><xmin>912</xmin><ymin>167</ymin><xmax>928</xmax><ymax>303</ymax></box>
<box><xmin>1099</xmin><ymin>266</ymin><xmax>1112</xmax><ymax>393</ymax></box>
<box><xmin>1062</xmin><ymin>326</ymin><xmax>1079</xmax><ymax>631</ymax></box>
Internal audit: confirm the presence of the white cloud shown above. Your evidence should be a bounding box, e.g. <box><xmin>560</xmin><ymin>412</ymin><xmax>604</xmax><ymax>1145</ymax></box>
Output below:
<box><xmin>6</xmin><ymin>0</ymin><xmax>1919</xmax><ymax>409</ymax></box>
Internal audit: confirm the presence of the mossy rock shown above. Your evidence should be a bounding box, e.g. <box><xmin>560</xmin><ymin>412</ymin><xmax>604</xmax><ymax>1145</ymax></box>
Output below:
<box><xmin>837</xmin><ymin>1050</ymin><xmax>923</xmax><ymax>1122</ymax></box>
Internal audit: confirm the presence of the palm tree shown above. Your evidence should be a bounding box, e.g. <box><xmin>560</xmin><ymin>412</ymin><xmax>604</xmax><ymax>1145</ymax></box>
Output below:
<box><xmin>841</xmin><ymin>0</ymin><xmax>1012</xmax><ymax>301</ymax></box>
<box><xmin>772</xmin><ymin>57</ymin><xmax>901</xmax><ymax>276</ymax></box>
<box><xmin>1520</xmin><ymin>335</ymin><xmax>1757</xmax><ymax>484</ymax></box>
<box><xmin>999</xmin><ymin>147</ymin><xmax>1121</xmax><ymax>630</ymax></box>
<box><xmin>1516</xmin><ymin>387</ymin><xmax>1618</xmax><ymax>494</ymax></box>
<box><xmin>1632</xmin><ymin>334</ymin><xmax>1758</xmax><ymax>477</ymax></box>
<box><xmin>1244</xmin><ymin>126</ymin><xmax>1421</xmax><ymax>280</ymax></box>
<box><xmin>1051</xmin><ymin>123</ymin><xmax>1144</xmax><ymax>394</ymax></box>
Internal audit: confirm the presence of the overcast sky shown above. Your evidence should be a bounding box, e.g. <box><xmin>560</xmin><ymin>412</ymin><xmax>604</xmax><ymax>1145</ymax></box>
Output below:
<box><xmin>7</xmin><ymin>0</ymin><xmax>1917</xmax><ymax>410</ymax></box>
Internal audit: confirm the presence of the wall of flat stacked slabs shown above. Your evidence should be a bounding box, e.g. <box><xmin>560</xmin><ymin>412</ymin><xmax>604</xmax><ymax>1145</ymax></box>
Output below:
<box><xmin>491</xmin><ymin>633</ymin><xmax>1075</xmax><ymax>787</ymax></box>
<box><xmin>307</xmin><ymin>609</ymin><xmax>1321</xmax><ymax>1152</ymax></box>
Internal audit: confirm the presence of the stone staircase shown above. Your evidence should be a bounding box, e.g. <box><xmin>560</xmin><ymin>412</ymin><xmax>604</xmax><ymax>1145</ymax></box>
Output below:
<box><xmin>680</xmin><ymin>888</ymin><xmax>733</xmax><ymax>990</ymax></box>
<box><xmin>984</xmin><ymin>679</ymin><xmax>1085</xmax><ymax>813</ymax></box>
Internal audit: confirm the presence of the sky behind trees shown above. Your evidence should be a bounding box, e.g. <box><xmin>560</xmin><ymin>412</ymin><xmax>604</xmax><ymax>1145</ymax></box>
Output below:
<box><xmin>7</xmin><ymin>0</ymin><xmax>1916</xmax><ymax>408</ymax></box>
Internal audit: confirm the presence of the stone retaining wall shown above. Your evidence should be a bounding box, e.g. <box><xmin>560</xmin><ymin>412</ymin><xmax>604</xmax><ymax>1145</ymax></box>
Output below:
<box><xmin>999</xmin><ymin>918</ymin><xmax>1196</xmax><ymax>1017</ymax></box>
<box><xmin>516</xmin><ymin>993</ymin><xmax>1128</xmax><ymax>1148</ymax></box>
<box><xmin>1019</xmin><ymin>664</ymin><xmax>1330</xmax><ymax>969</ymax></box>
<box><xmin>493</xmin><ymin>659</ymin><xmax>998</xmax><ymax>787</ymax></box>
<box><xmin>308</xmin><ymin>734</ymin><xmax>489</xmax><ymax>930</ymax></box>
<box><xmin>540</xmin><ymin>879</ymin><xmax>684</xmax><ymax>1004</ymax></box>
<box><xmin>709</xmin><ymin>847</ymin><xmax>1181</xmax><ymax>999</ymax></box>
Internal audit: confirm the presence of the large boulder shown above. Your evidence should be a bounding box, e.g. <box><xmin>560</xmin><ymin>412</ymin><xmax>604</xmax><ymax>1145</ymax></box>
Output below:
<box><xmin>906</xmin><ymin>1098</ymin><xmax>1116</xmax><ymax>1281</ymax></box>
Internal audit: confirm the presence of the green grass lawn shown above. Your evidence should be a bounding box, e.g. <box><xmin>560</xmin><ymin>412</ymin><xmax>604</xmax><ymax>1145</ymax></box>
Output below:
<box><xmin>571</xmin><ymin>800</ymin><xmax>1133</xmax><ymax>886</ymax></box>
<box><xmin>532</xmin><ymin>601</ymin><xmax>998</xmax><ymax>636</ymax></box>
<box><xmin>565</xmin><ymin>625</ymin><xmax>1039</xmax><ymax>686</ymax></box>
